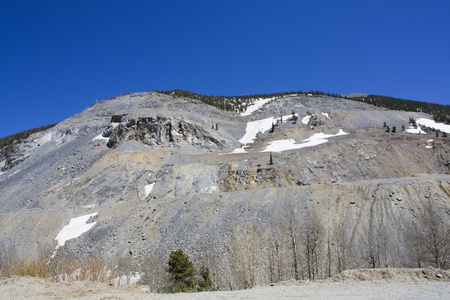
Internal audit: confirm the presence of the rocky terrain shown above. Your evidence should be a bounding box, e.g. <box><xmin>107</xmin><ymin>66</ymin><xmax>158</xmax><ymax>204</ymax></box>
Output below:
<box><xmin>0</xmin><ymin>91</ymin><xmax>449</xmax><ymax>291</ymax></box>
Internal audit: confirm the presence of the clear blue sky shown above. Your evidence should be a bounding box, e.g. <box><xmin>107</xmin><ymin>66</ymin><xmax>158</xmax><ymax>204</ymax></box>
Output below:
<box><xmin>1</xmin><ymin>0</ymin><xmax>449</xmax><ymax>138</ymax></box>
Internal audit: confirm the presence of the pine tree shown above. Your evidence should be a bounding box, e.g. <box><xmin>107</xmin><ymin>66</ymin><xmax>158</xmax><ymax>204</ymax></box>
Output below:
<box><xmin>166</xmin><ymin>249</ymin><xmax>197</xmax><ymax>293</ymax></box>
<box><xmin>269</xmin><ymin>152</ymin><xmax>273</xmax><ymax>165</ymax></box>
<box><xmin>197</xmin><ymin>266</ymin><xmax>215</xmax><ymax>291</ymax></box>
<box><xmin>392</xmin><ymin>126</ymin><xmax>396</xmax><ymax>133</ymax></box>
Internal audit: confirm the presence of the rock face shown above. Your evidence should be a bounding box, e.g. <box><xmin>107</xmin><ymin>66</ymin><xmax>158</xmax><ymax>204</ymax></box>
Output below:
<box><xmin>104</xmin><ymin>116</ymin><xmax>227</xmax><ymax>150</ymax></box>
<box><xmin>0</xmin><ymin>92</ymin><xmax>449</xmax><ymax>289</ymax></box>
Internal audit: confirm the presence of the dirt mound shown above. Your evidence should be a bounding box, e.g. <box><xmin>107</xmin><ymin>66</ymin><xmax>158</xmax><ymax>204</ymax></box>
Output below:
<box><xmin>332</xmin><ymin>267</ymin><xmax>450</xmax><ymax>283</ymax></box>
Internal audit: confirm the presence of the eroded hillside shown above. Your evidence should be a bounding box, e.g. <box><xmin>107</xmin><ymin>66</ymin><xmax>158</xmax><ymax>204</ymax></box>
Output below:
<box><xmin>0</xmin><ymin>92</ymin><xmax>449</xmax><ymax>290</ymax></box>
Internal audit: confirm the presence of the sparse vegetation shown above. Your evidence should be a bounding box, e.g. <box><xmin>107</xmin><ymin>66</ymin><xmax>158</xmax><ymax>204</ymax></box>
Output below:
<box><xmin>406</xmin><ymin>200</ymin><xmax>450</xmax><ymax>269</ymax></box>
<box><xmin>0</xmin><ymin>123</ymin><xmax>57</xmax><ymax>150</ymax></box>
<box><xmin>350</xmin><ymin>95</ymin><xmax>450</xmax><ymax>124</ymax></box>
<box><xmin>0</xmin><ymin>246</ymin><xmax>112</xmax><ymax>283</ymax></box>
<box><xmin>156</xmin><ymin>90</ymin><xmax>343</xmax><ymax>113</ymax></box>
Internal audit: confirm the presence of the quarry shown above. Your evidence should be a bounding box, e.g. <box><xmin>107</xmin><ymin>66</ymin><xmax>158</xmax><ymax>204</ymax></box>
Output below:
<box><xmin>0</xmin><ymin>91</ymin><xmax>449</xmax><ymax>297</ymax></box>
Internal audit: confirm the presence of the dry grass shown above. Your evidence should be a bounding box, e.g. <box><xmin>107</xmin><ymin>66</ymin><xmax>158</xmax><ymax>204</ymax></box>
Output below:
<box><xmin>0</xmin><ymin>247</ymin><xmax>113</xmax><ymax>283</ymax></box>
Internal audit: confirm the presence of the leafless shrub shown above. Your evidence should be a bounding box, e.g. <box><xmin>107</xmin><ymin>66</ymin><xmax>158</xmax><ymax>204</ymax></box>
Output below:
<box><xmin>139</xmin><ymin>252</ymin><xmax>167</xmax><ymax>292</ymax></box>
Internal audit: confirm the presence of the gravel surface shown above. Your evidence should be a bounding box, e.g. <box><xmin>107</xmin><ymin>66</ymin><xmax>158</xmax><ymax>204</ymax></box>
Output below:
<box><xmin>2</xmin><ymin>270</ymin><xmax>449</xmax><ymax>300</ymax></box>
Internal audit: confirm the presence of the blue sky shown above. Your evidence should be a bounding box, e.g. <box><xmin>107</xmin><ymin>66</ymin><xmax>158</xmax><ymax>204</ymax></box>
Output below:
<box><xmin>1</xmin><ymin>0</ymin><xmax>449</xmax><ymax>138</ymax></box>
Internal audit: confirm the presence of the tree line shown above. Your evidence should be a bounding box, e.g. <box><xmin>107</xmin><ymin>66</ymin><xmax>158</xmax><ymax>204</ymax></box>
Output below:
<box><xmin>0</xmin><ymin>123</ymin><xmax>57</xmax><ymax>151</ymax></box>
<box><xmin>349</xmin><ymin>95</ymin><xmax>450</xmax><ymax>124</ymax></box>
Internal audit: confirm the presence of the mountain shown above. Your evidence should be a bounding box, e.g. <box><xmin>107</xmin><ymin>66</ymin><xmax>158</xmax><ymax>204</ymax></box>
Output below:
<box><xmin>0</xmin><ymin>91</ymin><xmax>449</xmax><ymax>290</ymax></box>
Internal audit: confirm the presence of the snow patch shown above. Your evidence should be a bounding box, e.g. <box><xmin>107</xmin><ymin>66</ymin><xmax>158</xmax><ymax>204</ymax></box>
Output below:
<box><xmin>240</xmin><ymin>97</ymin><xmax>275</xmax><ymax>116</ymax></box>
<box><xmin>239</xmin><ymin>116</ymin><xmax>276</xmax><ymax>145</ymax></box>
<box><xmin>416</xmin><ymin>118</ymin><xmax>450</xmax><ymax>134</ymax></box>
<box><xmin>35</xmin><ymin>132</ymin><xmax>53</xmax><ymax>145</ymax></box>
<box><xmin>112</xmin><ymin>272</ymin><xmax>141</xmax><ymax>286</ymax></box>
<box><xmin>302</xmin><ymin>115</ymin><xmax>311</xmax><ymax>125</ymax></box>
<box><xmin>206</xmin><ymin>185</ymin><xmax>218</xmax><ymax>193</ymax></box>
<box><xmin>239</xmin><ymin>114</ymin><xmax>293</xmax><ymax>145</ymax></box>
<box><xmin>55</xmin><ymin>212</ymin><xmax>98</xmax><ymax>249</ymax></box>
<box><xmin>7</xmin><ymin>169</ymin><xmax>21</xmax><ymax>178</ymax></box>
<box><xmin>303</xmin><ymin>129</ymin><xmax>349</xmax><ymax>142</ymax></box>
<box><xmin>83</xmin><ymin>204</ymin><xmax>95</xmax><ymax>208</ymax></box>
<box><xmin>406</xmin><ymin>126</ymin><xmax>426</xmax><ymax>134</ymax></box>
<box><xmin>231</xmin><ymin>147</ymin><xmax>248</xmax><ymax>154</ymax></box>
<box><xmin>144</xmin><ymin>183</ymin><xmax>155</xmax><ymax>198</ymax></box>
<box><xmin>262</xmin><ymin>129</ymin><xmax>349</xmax><ymax>153</ymax></box>
<box><xmin>93</xmin><ymin>133</ymin><xmax>109</xmax><ymax>141</ymax></box>
<box><xmin>322</xmin><ymin>112</ymin><xmax>330</xmax><ymax>119</ymax></box>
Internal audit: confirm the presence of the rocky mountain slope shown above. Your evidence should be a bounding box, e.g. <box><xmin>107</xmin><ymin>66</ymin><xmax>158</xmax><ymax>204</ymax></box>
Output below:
<box><xmin>1</xmin><ymin>92</ymin><xmax>449</xmax><ymax>290</ymax></box>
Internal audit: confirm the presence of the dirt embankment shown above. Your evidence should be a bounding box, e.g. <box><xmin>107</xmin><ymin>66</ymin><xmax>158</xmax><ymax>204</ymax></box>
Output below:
<box><xmin>1</xmin><ymin>267</ymin><xmax>449</xmax><ymax>300</ymax></box>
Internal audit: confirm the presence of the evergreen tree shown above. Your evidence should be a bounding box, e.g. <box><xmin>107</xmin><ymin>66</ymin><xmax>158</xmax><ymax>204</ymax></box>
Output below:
<box><xmin>166</xmin><ymin>249</ymin><xmax>197</xmax><ymax>293</ymax></box>
<box><xmin>386</xmin><ymin>126</ymin><xmax>390</xmax><ymax>132</ymax></box>
<box><xmin>392</xmin><ymin>126</ymin><xmax>396</xmax><ymax>133</ymax></box>
<box><xmin>197</xmin><ymin>266</ymin><xmax>215</xmax><ymax>291</ymax></box>
<box><xmin>269</xmin><ymin>152</ymin><xmax>273</xmax><ymax>165</ymax></box>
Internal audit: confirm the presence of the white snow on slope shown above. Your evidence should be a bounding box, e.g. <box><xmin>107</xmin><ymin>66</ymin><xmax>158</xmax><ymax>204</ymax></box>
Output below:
<box><xmin>231</xmin><ymin>147</ymin><xmax>248</xmax><ymax>154</ymax></box>
<box><xmin>239</xmin><ymin>114</ymin><xmax>292</xmax><ymax>145</ymax></box>
<box><xmin>262</xmin><ymin>138</ymin><xmax>328</xmax><ymax>152</ymax></box>
<box><xmin>35</xmin><ymin>132</ymin><xmax>53</xmax><ymax>145</ymax></box>
<box><xmin>322</xmin><ymin>112</ymin><xmax>330</xmax><ymax>119</ymax></box>
<box><xmin>240</xmin><ymin>97</ymin><xmax>276</xmax><ymax>116</ymax></box>
<box><xmin>55</xmin><ymin>213</ymin><xmax>98</xmax><ymax>248</ymax></box>
<box><xmin>262</xmin><ymin>129</ymin><xmax>349</xmax><ymax>153</ymax></box>
<box><xmin>406</xmin><ymin>126</ymin><xmax>426</xmax><ymax>134</ymax></box>
<box><xmin>304</xmin><ymin>129</ymin><xmax>349</xmax><ymax>142</ymax></box>
<box><xmin>144</xmin><ymin>183</ymin><xmax>155</xmax><ymax>198</ymax></box>
<box><xmin>302</xmin><ymin>115</ymin><xmax>311</xmax><ymax>125</ymax></box>
<box><xmin>416</xmin><ymin>118</ymin><xmax>450</xmax><ymax>134</ymax></box>
<box><xmin>93</xmin><ymin>133</ymin><xmax>109</xmax><ymax>141</ymax></box>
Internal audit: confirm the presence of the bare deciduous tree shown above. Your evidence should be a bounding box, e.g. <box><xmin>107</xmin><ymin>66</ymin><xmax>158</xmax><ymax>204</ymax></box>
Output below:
<box><xmin>302</xmin><ymin>210</ymin><xmax>325</xmax><ymax>280</ymax></box>
<box><xmin>406</xmin><ymin>199</ymin><xmax>450</xmax><ymax>268</ymax></box>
